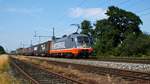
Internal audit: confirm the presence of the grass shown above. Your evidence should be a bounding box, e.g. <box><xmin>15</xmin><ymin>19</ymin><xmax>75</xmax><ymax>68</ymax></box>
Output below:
<box><xmin>0</xmin><ymin>54</ymin><xmax>20</xmax><ymax>84</ymax></box>
<box><xmin>0</xmin><ymin>72</ymin><xmax>20</xmax><ymax>84</ymax></box>
<box><xmin>16</xmin><ymin>56</ymin><xmax>129</xmax><ymax>84</ymax></box>
<box><xmin>0</xmin><ymin>54</ymin><xmax>9</xmax><ymax>72</ymax></box>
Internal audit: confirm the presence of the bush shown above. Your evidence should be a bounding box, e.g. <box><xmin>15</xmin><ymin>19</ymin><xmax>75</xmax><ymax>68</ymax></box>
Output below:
<box><xmin>0</xmin><ymin>46</ymin><xmax>5</xmax><ymax>54</ymax></box>
<box><xmin>115</xmin><ymin>33</ymin><xmax>150</xmax><ymax>56</ymax></box>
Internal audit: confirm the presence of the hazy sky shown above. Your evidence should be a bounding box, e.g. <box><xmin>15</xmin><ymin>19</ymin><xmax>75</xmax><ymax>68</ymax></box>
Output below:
<box><xmin>0</xmin><ymin>0</ymin><xmax>150</xmax><ymax>51</ymax></box>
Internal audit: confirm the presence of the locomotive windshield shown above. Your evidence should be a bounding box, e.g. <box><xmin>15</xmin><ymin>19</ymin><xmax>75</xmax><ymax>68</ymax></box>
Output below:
<box><xmin>77</xmin><ymin>36</ymin><xmax>89</xmax><ymax>43</ymax></box>
<box><xmin>77</xmin><ymin>36</ymin><xmax>90</xmax><ymax>48</ymax></box>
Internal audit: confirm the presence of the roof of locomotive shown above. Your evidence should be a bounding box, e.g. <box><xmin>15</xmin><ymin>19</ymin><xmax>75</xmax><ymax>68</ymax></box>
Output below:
<box><xmin>54</xmin><ymin>33</ymin><xmax>88</xmax><ymax>42</ymax></box>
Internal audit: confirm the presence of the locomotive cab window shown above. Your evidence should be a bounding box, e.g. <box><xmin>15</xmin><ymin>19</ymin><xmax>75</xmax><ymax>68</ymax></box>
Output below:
<box><xmin>77</xmin><ymin>36</ymin><xmax>89</xmax><ymax>43</ymax></box>
<box><xmin>76</xmin><ymin>36</ymin><xmax>90</xmax><ymax>48</ymax></box>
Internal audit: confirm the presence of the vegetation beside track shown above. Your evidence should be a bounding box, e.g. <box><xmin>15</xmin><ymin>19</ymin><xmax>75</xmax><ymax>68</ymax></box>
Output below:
<box><xmin>0</xmin><ymin>55</ymin><xmax>20</xmax><ymax>84</ymax></box>
<box><xmin>80</xmin><ymin>6</ymin><xmax>150</xmax><ymax>58</ymax></box>
<box><xmin>14</xmin><ymin>56</ymin><xmax>129</xmax><ymax>84</ymax></box>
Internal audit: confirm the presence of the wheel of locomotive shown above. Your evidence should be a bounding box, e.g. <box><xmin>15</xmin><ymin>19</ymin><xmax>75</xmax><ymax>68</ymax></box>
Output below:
<box><xmin>61</xmin><ymin>53</ymin><xmax>66</xmax><ymax>58</ymax></box>
<box><xmin>58</xmin><ymin>53</ymin><xmax>61</xmax><ymax>57</ymax></box>
<box><xmin>76</xmin><ymin>54</ymin><xmax>81</xmax><ymax>59</ymax></box>
<box><xmin>55</xmin><ymin>53</ymin><xmax>58</xmax><ymax>57</ymax></box>
<box><xmin>45</xmin><ymin>53</ymin><xmax>49</xmax><ymax>57</ymax></box>
<box><xmin>50</xmin><ymin>53</ymin><xmax>54</xmax><ymax>57</ymax></box>
<box><xmin>65</xmin><ymin>53</ymin><xmax>74</xmax><ymax>58</ymax></box>
<box><xmin>61</xmin><ymin>53</ymin><xmax>64</xmax><ymax>58</ymax></box>
<box><xmin>76</xmin><ymin>52</ymin><xmax>89</xmax><ymax>59</ymax></box>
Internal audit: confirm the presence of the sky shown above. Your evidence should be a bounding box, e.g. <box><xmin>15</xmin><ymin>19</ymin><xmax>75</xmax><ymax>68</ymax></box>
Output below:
<box><xmin>0</xmin><ymin>0</ymin><xmax>150</xmax><ymax>51</ymax></box>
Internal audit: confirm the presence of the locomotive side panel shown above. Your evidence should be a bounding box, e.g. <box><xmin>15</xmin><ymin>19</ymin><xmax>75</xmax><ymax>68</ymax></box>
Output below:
<box><xmin>65</xmin><ymin>37</ymin><xmax>76</xmax><ymax>49</ymax></box>
<box><xmin>52</xmin><ymin>36</ymin><xmax>76</xmax><ymax>50</ymax></box>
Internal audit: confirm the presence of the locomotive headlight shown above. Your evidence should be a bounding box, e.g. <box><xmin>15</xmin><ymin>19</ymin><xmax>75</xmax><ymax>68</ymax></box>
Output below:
<box><xmin>82</xmin><ymin>43</ymin><xmax>87</xmax><ymax>48</ymax></box>
<box><xmin>77</xmin><ymin>46</ymin><xmax>83</xmax><ymax>48</ymax></box>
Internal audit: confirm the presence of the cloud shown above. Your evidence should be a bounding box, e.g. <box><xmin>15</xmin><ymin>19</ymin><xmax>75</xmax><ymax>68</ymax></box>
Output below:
<box><xmin>3</xmin><ymin>7</ymin><xmax>44</xmax><ymax>16</ymax></box>
<box><xmin>69</xmin><ymin>7</ymin><xmax>107</xmax><ymax>20</ymax></box>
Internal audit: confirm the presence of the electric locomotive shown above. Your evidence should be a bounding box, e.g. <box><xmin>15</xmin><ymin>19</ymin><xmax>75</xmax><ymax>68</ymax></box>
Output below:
<box><xmin>49</xmin><ymin>32</ymin><xmax>93</xmax><ymax>58</ymax></box>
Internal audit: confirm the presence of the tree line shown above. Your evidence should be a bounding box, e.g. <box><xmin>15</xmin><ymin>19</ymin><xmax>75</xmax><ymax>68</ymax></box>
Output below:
<box><xmin>80</xmin><ymin>6</ymin><xmax>150</xmax><ymax>57</ymax></box>
<box><xmin>0</xmin><ymin>46</ymin><xmax>5</xmax><ymax>54</ymax></box>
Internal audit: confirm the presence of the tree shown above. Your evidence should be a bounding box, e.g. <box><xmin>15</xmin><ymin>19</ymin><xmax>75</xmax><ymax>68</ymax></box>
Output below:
<box><xmin>114</xmin><ymin>33</ymin><xmax>150</xmax><ymax>56</ymax></box>
<box><xmin>106</xmin><ymin>6</ymin><xmax>142</xmax><ymax>33</ymax></box>
<box><xmin>80</xmin><ymin>20</ymin><xmax>94</xmax><ymax>45</ymax></box>
<box><xmin>106</xmin><ymin>6</ymin><xmax>143</xmax><ymax>44</ymax></box>
<box><xmin>93</xmin><ymin>6</ymin><xmax>144</xmax><ymax>57</ymax></box>
<box><xmin>93</xmin><ymin>19</ymin><xmax>119</xmax><ymax>55</ymax></box>
<box><xmin>0</xmin><ymin>46</ymin><xmax>5</xmax><ymax>54</ymax></box>
<box><xmin>80</xmin><ymin>20</ymin><xmax>93</xmax><ymax>36</ymax></box>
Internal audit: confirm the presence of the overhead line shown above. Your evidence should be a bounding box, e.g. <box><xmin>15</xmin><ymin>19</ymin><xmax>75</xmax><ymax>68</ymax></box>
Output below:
<box><xmin>137</xmin><ymin>7</ymin><xmax>150</xmax><ymax>13</ymax></box>
<box><xmin>140</xmin><ymin>12</ymin><xmax>150</xmax><ymax>17</ymax></box>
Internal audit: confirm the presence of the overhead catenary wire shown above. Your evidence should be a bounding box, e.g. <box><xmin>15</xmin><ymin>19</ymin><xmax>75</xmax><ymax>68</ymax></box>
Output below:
<box><xmin>108</xmin><ymin>0</ymin><xmax>150</xmax><ymax>17</ymax></box>
<box><xmin>135</xmin><ymin>7</ymin><xmax>150</xmax><ymax>16</ymax></box>
<box><xmin>122</xmin><ymin>0</ymin><xmax>150</xmax><ymax>17</ymax></box>
<box><xmin>140</xmin><ymin>12</ymin><xmax>150</xmax><ymax>17</ymax></box>
<box><xmin>137</xmin><ymin>7</ymin><xmax>150</xmax><ymax>13</ymax></box>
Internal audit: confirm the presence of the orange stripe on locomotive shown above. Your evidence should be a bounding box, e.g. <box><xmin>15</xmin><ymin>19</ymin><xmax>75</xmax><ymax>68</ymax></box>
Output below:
<box><xmin>48</xmin><ymin>48</ymin><xmax>93</xmax><ymax>57</ymax></box>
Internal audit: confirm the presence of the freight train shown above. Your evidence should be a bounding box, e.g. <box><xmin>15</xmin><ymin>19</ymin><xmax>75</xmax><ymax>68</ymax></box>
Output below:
<box><xmin>14</xmin><ymin>33</ymin><xmax>93</xmax><ymax>58</ymax></box>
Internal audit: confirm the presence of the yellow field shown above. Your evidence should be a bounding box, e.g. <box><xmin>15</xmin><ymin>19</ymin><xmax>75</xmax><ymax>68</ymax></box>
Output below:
<box><xmin>0</xmin><ymin>54</ymin><xmax>9</xmax><ymax>72</ymax></box>
<box><xmin>0</xmin><ymin>54</ymin><xmax>20</xmax><ymax>84</ymax></box>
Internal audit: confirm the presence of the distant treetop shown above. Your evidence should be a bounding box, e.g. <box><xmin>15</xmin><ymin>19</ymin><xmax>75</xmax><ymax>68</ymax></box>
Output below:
<box><xmin>0</xmin><ymin>45</ymin><xmax>5</xmax><ymax>54</ymax></box>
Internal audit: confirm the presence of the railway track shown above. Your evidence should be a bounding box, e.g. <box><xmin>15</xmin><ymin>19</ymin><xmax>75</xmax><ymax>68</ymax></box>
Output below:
<box><xmin>72</xmin><ymin>56</ymin><xmax>150</xmax><ymax>64</ymax></box>
<box><xmin>90</xmin><ymin>58</ymin><xmax>150</xmax><ymax>64</ymax></box>
<box><xmin>28</xmin><ymin>57</ymin><xmax>150</xmax><ymax>83</ymax></box>
<box><xmin>12</xmin><ymin>55</ymin><xmax>150</xmax><ymax>64</ymax></box>
<box><xmin>10</xmin><ymin>57</ymin><xmax>83</xmax><ymax>84</ymax></box>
